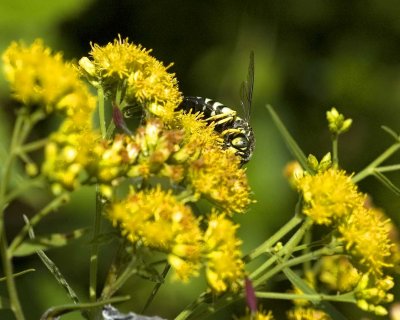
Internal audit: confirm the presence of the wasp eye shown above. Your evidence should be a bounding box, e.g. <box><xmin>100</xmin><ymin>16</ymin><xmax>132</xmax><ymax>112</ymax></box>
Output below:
<box><xmin>231</xmin><ymin>136</ymin><xmax>248</xmax><ymax>150</ymax></box>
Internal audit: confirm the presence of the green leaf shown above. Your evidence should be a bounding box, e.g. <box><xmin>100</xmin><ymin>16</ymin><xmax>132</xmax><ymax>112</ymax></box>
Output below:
<box><xmin>381</xmin><ymin>125</ymin><xmax>400</xmax><ymax>142</ymax></box>
<box><xmin>282</xmin><ymin>267</ymin><xmax>350</xmax><ymax>320</ymax></box>
<box><xmin>373</xmin><ymin>170</ymin><xmax>400</xmax><ymax>196</ymax></box>
<box><xmin>0</xmin><ymin>268</ymin><xmax>35</xmax><ymax>282</ymax></box>
<box><xmin>266</xmin><ymin>105</ymin><xmax>313</xmax><ymax>173</ymax></box>
<box><xmin>40</xmin><ymin>296</ymin><xmax>130</xmax><ymax>320</ymax></box>
<box><xmin>12</xmin><ymin>227</ymin><xmax>89</xmax><ymax>257</ymax></box>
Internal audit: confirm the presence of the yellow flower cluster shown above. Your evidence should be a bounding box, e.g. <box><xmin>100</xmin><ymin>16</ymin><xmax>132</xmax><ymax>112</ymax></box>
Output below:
<box><xmin>338</xmin><ymin>205</ymin><xmax>393</xmax><ymax>275</ymax></box>
<box><xmin>297</xmin><ymin>168</ymin><xmax>362</xmax><ymax>225</ymax></box>
<box><xmin>79</xmin><ymin>36</ymin><xmax>182</xmax><ymax>121</ymax></box>
<box><xmin>42</xmin><ymin>120</ymin><xmax>100</xmax><ymax>194</ymax></box>
<box><xmin>237</xmin><ymin>309</ymin><xmax>275</xmax><ymax>320</ymax></box>
<box><xmin>203</xmin><ymin>211</ymin><xmax>244</xmax><ymax>292</ymax></box>
<box><xmin>296</xmin><ymin>167</ymin><xmax>396</xmax><ymax>314</ymax></box>
<box><xmin>2</xmin><ymin>40</ymin><xmax>95</xmax><ymax>119</ymax></box>
<box><xmin>318</xmin><ymin>256</ymin><xmax>361</xmax><ymax>292</ymax></box>
<box><xmin>108</xmin><ymin>188</ymin><xmax>244</xmax><ymax>291</ymax></box>
<box><xmin>287</xmin><ymin>307</ymin><xmax>331</xmax><ymax>320</ymax></box>
<box><xmin>2</xmin><ymin>37</ymin><xmax>253</xmax><ymax>295</ymax></box>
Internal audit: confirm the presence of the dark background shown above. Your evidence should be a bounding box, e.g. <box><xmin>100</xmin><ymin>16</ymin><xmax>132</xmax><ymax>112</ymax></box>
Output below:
<box><xmin>1</xmin><ymin>1</ymin><xmax>400</xmax><ymax>319</ymax></box>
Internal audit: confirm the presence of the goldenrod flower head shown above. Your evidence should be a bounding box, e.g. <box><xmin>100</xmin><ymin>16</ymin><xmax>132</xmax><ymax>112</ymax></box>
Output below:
<box><xmin>287</xmin><ymin>307</ymin><xmax>331</xmax><ymax>320</ymax></box>
<box><xmin>82</xmin><ymin>36</ymin><xmax>182</xmax><ymax>121</ymax></box>
<box><xmin>355</xmin><ymin>273</ymin><xmax>394</xmax><ymax>316</ymax></box>
<box><xmin>236</xmin><ymin>309</ymin><xmax>274</xmax><ymax>320</ymax></box>
<box><xmin>188</xmin><ymin>146</ymin><xmax>253</xmax><ymax>215</ymax></box>
<box><xmin>2</xmin><ymin>39</ymin><xmax>96</xmax><ymax>117</ymax></box>
<box><xmin>203</xmin><ymin>211</ymin><xmax>244</xmax><ymax>292</ymax></box>
<box><xmin>108</xmin><ymin>186</ymin><xmax>202</xmax><ymax>280</ymax></box>
<box><xmin>318</xmin><ymin>256</ymin><xmax>361</xmax><ymax>292</ymax></box>
<box><xmin>42</xmin><ymin>118</ymin><xmax>100</xmax><ymax>193</ymax></box>
<box><xmin>91</xmin><ymin>134</ymin><xmax>140</xmax><ymax>183</ymax></box>
<box><xmin>338</xmin><ymin>205</ymin><xmax>394</xmax><ymax>274</ymax></box>
<box><xmin>168</xmin><ymin>111</ymin><xmax>222</xmax><ymax>160</ymax></box>
<box><xmin>297</xmin><ymin>168</ymin><xmax>363</xmax><ymax>225</ymax></box>
<box><xmin>326</xmin><ymin>107</ymin><xmax>352</xmax><ymax>135</ymax></box>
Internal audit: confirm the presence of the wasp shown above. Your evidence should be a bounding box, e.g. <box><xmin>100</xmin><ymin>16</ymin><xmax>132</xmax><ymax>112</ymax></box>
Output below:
<box><xmin>178</xmin><ymin>52</ymin><xmax>255</xmax><ymax>164</ymax></box>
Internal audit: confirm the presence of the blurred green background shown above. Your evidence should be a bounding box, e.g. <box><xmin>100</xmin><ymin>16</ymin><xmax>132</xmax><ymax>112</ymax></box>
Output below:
<box><xmin>1</xmin><ymin>0</ymin><xmax>400</xmax><ymax>319</ymax></box>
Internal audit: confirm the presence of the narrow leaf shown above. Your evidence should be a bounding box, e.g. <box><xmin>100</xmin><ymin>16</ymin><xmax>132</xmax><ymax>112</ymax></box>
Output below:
<box><xmin>282</xmin><ymin>267</ymin><xmax>350</xmax><ymax>320</ymax></box>
<box><xmin>373</xmin><ymin>170</ymin><xmax>400</xmax><ymax>196</ymax></box>
<box><xmin>266</xmin><ymin>105</ymin><xmax>312</xmax><ymax>173</ymax></box>
<box><xmin>40</xmin><ymin>295</ymin><xmax>130</xmax><ymax>320</ymax></box>
<box><xmin>381</xmin><ymin>125</ymin><xmax>400</xmax><ymax>141</ymax></box>
<box><xmin>0</xmin><ymin>268</ymin><xmax>35</xmax><ymax>282</ymax></box>
<box><xmin>13</xmin><ymin>228</ymin><xmax>89</xmax><ymax>257</ymax></box>
<box><xmin>23</xmin><ymin>215</ymin><xmax>80</xmax><ymax>306</ymax></box>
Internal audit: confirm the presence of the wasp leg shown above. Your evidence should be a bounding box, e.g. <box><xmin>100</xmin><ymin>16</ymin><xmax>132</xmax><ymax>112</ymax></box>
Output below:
<box><xmin>207</xmin><ymin>113</ymin><xmax>236</xmax><ymax>125</ymax></box>
<box><xmin>220</xmin><ymin>128</ymin><xmax>242</xmax><ymax>136</ymax></box>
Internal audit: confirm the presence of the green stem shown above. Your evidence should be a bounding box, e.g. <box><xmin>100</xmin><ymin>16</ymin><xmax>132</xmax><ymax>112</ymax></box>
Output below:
<box><xmin>2</xmin><ymin>176</ymin><xmax>45</xmax><ymax>206</ymax></box>
<box><xmin>8</xmin><ymin>193</ymin><xmax>69</xmax><ymax>255</ymax></box>
<box><xmin>98</xmin><ymin>87</ymin><xmax>106</xmax><ymax>138</ymax></box>
<box><xmin>101</xmin><ymin>255</ymin><xmax>137</xmax><ymax>300</ymax></box>
<box><xmin>243</xmin><ymin>213</ymin><xmax>303</xmax><ymax>262</ymax></box>
<box><xmin>375</xmin><ymin>164</ymin><xmax>400</xmax><ymax>173</ymax></box>
<box><xmin>352</xmin><ymin>142</ymin><xmax>400</xmax><ymax>183</ymax></box>
<box><xmin>89</xmin><ymin>186</ymin><xmax>104</xmax><ymax>305</ymax></box>
<box><xmin>255</xmin><ymin>291</ymin><xmax>355</xmax><ymax>303</ymax></box>
<box><xmin>332</xmin><ymin>135</ymin><xmax>338</xmax><ymax>166</ymax></box>
<box><xmin>18</xmin><ymin>138</ymin><xmax>48</xmax><ymax>154</ymax></box>
<box><xmin>1</xmin><ymin>232</ymin><xmax>25</xmax><ymax>320</ymax></box>
<box><xmin>0</xmin><ymin>112</ymin><xmax>27</xmax><ymax>320</ymax></box>
<box><xmin>251</xmin><ymin>218</ymin><xmax>313</xmax><ymax>285</ymax></box>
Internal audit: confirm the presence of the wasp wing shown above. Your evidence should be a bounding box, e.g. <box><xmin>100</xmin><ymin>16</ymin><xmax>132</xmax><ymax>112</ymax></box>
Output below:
<box><xmin>240</xmin><ymin>51</ymin><xmax>254</xmax><ymax>122</ymax></box>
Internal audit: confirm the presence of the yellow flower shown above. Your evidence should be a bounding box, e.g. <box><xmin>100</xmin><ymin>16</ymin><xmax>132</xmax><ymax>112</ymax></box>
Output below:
<box><xmin>236</xmin><ymin>309</ymin><xmax>275</xmax><ymax>320</ymax></box>
<box><xmin>203</xmin><ymin>211</ymin><xmax>244</xmax><ymax>292</ymax></box>
<box><xmin>355</xmin><ymin>273</ymin><xmax>394</xmax><ymax>316</ymax></box>
<box><xmin>81</xmin><ymin>36</ymin><xmax>182</xmax><ymax>121</ymax></box>
<box><xmin>108</xmin><ymin>186</ymin><xmax>203</xmax><ymax>281</ymax></box>
<box><xmin>297</xmin><ymin>168</ymin><xmax>363</xmax><ymax>225</ymax></box>
<box><xmin>188</xmin><ymin>146</ymin><xmax>253</xmax><ymax>214</ymax></box>
<box><xmin>42</xmin><ymin>118</ymin><xmax>100</xmax><ymax>194</ymax></box>
<box><xmin>287</xmin><ymin>307</ymin><xmax>331</xmax><ymax>320</ymax></box>
<box><xmin>167</xmin><ymin>111</ymin><xmax>222</xmax><ymax>162</ymax></box>
<box><xmin>2</xmin><ymin>39</ymin><xmax>95</xmax><ymax>117</ymax></box>
<box><xmin>338</xmin><ymin>205</ymin><xmax>394</xmax><ymax>275</ymax></box>
<box><xmin>318</xmin><ymin>256</ymin><xmax>361</xmax><ymax>292</ymax></box>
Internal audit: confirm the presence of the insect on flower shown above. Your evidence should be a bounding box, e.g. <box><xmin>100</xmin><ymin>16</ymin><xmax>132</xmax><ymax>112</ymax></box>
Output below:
<box><xmin>178</xmin><ymin>52</ymin><xmax>255</xmax><ymax>164</ymax></box>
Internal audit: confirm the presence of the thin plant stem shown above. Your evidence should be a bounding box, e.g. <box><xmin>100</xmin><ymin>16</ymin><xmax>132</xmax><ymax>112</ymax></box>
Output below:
<box><xmin>352</xmin><ymin>142</ymin><xmax>400</xmax><ymax>183</ymax></box>
<box><xmin>255</xmin><ymin>291</ymin><xmax>355</xmax><ymax>303</ymax></box>
<box><xmin>89</xmin><ymin>186</ymin><xmax>104</xmax><ymax>304</ymax></box>
<box><xmin>243</xmin><ymin>213</ymin><xmax>303</xmax><ymax>262</ymax></box>
<box><xmin>98</xmin><ymin>87</ymin><xmax>106</xmax><ymax>137</ymax></box>
<box><xmin>332</xmin><ymin>135</ymin><xmax>338</xmax><ymax>165</ymax></box>
<box><xmin>0</xmin><ymin>112</ymin><xmax>26</xmax><ymax>320</ymax></box>
<box><xmin>0</xmin><ymin>232</ymin><xmax>25</xmax><ymax>320</ymax></box>
<box><xmin>8</xmin><ymin>193</ymin><xmax>69</xmax><ymax>255</ymax></box>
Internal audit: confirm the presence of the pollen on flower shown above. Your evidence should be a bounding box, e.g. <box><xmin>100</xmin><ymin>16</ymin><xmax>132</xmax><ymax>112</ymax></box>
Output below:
<box><xmin>82</xmin><ymin>36</ymin><xmax>182</xmax><ymax>121</ymax></box>
<box><xmin>203</xmin><ymin>211</ymin><xmax>244</xmax><ymax>292</ymax></box>
<box><xmin>297</xmin><ymin>168</ymin><xmax>364</xmax><ymax>225</ymax></box>
<box><xmin>2</xmin><ymin>39</ymin><xmax>96</xmax><ymax>117</ymax></box>
<box><xmin>338</xmin><ymin>205</ymin><xmax>394</xmax><ymax>275</ymax></box>
<box><xmin>287</xmin><ymin>307</ymin><xmax>331</xmax><ymax>320</ymax></box>
<box><xmin>108</xmin><ymin>186</ymin><xmax>203</xmax><ymax>280</ymax></box>
<box><xmin>188</xmin><ymin>146</ymin><xmax>253</xmax><ymax>214</ymax></box>
<box><xmin>236</xmin><ymin>309</ymin><xmax>275</xmax><ymax>320</ymax></box>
